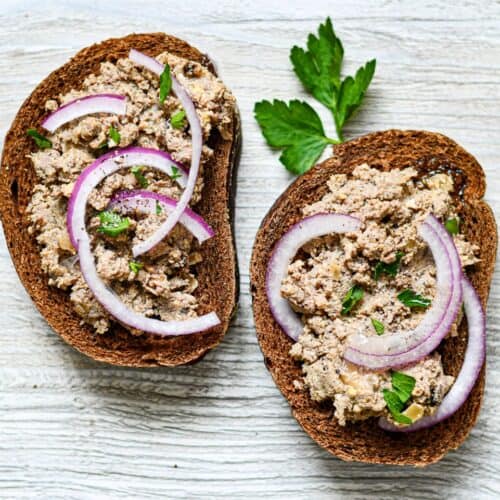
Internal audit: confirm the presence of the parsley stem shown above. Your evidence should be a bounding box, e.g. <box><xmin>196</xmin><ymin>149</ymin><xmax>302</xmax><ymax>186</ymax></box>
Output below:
<box><xmin>326</xmin><ymin>137</ymin><xmax>340</xmax><ymax>145</ymax></box>
<box><xmin>333</xmin><ymin>115</ymin><xmax>344</xmax><ymax>142</ymax></box>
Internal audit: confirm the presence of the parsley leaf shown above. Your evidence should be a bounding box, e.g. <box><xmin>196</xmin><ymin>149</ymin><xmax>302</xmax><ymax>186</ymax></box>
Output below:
<box><xmin>341</xmin><ymin>285</ymin><xmax>364</xmax><ymax>315</ymax></box>
<box><xmin>397</xmin><ymin>289</ymin><xmax>431</xmax><ymax>309</ymax></box>
<box><xmin>371</xmin><ymin>318</ymin><xmax>385</xmax><ymax>335</ymax></box>
<box><xmin>97</xmin><ymin>211</ymin><xmax>130</xmax><ymax>237</ymax></box>
<box><xmin>27</xmin><ymin>128</ymin><xmax>52</xmax><ymax>149</ymax></box>
<box><xmin>445</xmin><ymin>217</ymin><xmax>460</xmax><ymax>235</ymax></box>
<box><xmin>155</xmin><ymin>200</ymin><xmax>162</xmax><ymax>215</ymax></box>
<box><xmin>129</xmin><ymin>260</ymin><xmax>144</xmax><ymax>273</ymax></box>
<box><xmin>131</xmin><ymin>166</ymin><xmax>149</xmax><ymax>188</ymax></box>
<box><xmin>335</xmin><ymin>59</ymin><xmax>376</xmax><ymax>134</ymax></box>
<box><xmin>254</xmin><ymin>99</ymin><xmax>337</xmax><ymax>174</ymax></box>
<box><xmin>159</xmin><ymin>64</ymin><xmax>172</xmax><ymax>105</ymax></box>
<box><xmin>290</xmin><ymin>17</ymin><xmax>344</xmax><ymax>111</ymax></box>
<box><xmin>383</xmin><ymin>389</ymin><xmax>413</xmax><ymax>425</ymax></box>
<box><xmin>391</xmin><ymin>372</ymin><xmax>415</xmax><ymax>404</ymax></box>
<box><xmin>108</xmin><ymin>125</ymin><xmax>121</xmax><ymax>146</ymax></box>
<box><xmin>171</xmin><ymin>109</ymin><xmax>186</xmax><ymax>129</ymax></box>
<box><xmin>289</xmin><ymin>17</ymin><xmax>376</xmax><ymax>142</ymax></box>
<box><xmin>171</xmin><ymin>166</ymin><xmax>182</xmax><ymax>180</ymax></box>
<box><xmin>373</xmin><ymin>251</ymin><xmax>404</xmax><ymax>280</ymax></box>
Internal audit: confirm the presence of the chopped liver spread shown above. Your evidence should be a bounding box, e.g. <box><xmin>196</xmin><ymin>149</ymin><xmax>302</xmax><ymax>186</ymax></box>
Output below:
<box><xmin>285</xmin><ymin>164</ymin><xmax>479</xmax><ymax>426</ymax></box>
<box><xmin>27</xmin><ymin>53</ymin><xmax>235</xmax><ymax>334</ymax></box>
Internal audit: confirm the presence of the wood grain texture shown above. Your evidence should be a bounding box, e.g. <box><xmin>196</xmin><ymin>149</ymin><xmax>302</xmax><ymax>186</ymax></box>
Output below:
<box><xmin>0</xmin><ymin>0</ymin><xmax>499</xmax><ymax>497</ymax></box>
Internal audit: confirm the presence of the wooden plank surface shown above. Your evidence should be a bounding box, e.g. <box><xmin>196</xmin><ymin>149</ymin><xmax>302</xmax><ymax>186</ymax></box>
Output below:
<box><xmin>0</xmin><ymin>1</ymin><xmax>499</xmax><ymax>498</ymax></box>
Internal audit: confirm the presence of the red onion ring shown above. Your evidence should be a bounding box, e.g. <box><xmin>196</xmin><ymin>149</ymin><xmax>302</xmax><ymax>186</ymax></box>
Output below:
<box><xmin>77</xmin><ymin>232</ymin><xmax>220</xmax><ymax>336</ymax></box>
<box><xmin>108</xmin><ymin>190</ymin><xmax>214</xmax><ymax>243</ymax></box>
<box><xmin>343</xmin><ymin>215</ymin><xmax>463</xmax><ymax>370</ymax></box>
<box><xmin>67</xmin><ymin>146</ymin><xmax>188</xmax><ymax>249</ymax></box>
<box><xmin>378</xmin><ymin>278</ymin><xmax>485</xmax><ymax>432</ymax></box>
<box><xmin>42</xmin><ymin>94</ymin><xmax>127</xmax><ymax>133</ymax></box>
<box><xmin>129</xmin><ymin>49</ymin><xmax>203</xmax><ymax>258</ymax></box>
<box><xmin>68</xmin><ymin>153</ymin><xmax>219</xmax><ymax>337</ymax></box>
<box><xmin>266</xmin><ymin>213</ymin><xmax>362</xmax><ymax>341</ymax></box>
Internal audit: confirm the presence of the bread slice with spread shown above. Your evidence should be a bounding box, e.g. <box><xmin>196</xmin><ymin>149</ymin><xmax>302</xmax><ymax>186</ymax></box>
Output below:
<box><xmin>250</xmin><ymin>130</ymin><xmax>496</xmax><ymax>466</ymax></box>
<box><xmin>0</xmin><ymin>33</ymin><xmax>240</xmax><ymax>367</ymax></box>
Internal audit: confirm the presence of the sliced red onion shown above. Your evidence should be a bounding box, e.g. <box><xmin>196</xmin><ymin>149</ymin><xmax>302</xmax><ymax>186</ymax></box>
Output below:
<box><xmin>42</xmin><ymin>94</ymin><xmax>127</xmax><ymax>133</ymax></box>
<box><xmin>129</xmin><ymin>49</ymin><xmax>203</xmax><ymax>258</ymax></box>
<box><xmin>77</xmin><ymin>232</ymin><xmax>220</xmax><ymax>336</ymax></box>
<box><xmin>67</xmin><ymin>146</ymin><xmax>188</xmax><ymax>249</ymax></box>
<box><xmin>344</xmin><ymin>215</ymin><xmax>463</xmax><ymax>370</ymax></box>
<box><xmin>266</xmin><ymin>213</ymin><xmax>362</xmax><ymax>341</ymax></box>
<box><xmin>108</xmin><ymin>190</ymin><xmax>214</xmax><ymax>243</ymax></box>
<box><xmin>379</xmin><ymin>278</ymin><xmax>485</xmax><ymax>432</ymax></box>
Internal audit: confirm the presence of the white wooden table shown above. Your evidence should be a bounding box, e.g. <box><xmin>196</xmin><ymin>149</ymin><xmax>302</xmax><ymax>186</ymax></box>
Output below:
<box><xmin>1</xmin><ymin>1</ymin><xmax>499</xmax><ymax>498</ymax></box>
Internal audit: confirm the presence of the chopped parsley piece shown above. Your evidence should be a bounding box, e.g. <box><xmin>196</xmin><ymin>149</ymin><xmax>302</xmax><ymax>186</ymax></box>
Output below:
<box><xmin>129</xmin><ymin>260</ymin><xmax>144</xmax><ymax>274</ymax></box>
<box><xmin>383</xmin><ymin>389</ymin><xmax>413</xmax><ymax>425</ymax></box>
<box><xmin>155</xmin><ymin>200</ymin><xmax>162</xmax><ymax>215</ymax></box>
<box><xmin>108</xmin><ymin>125</ymin><xmax>121</xmax><ymax>146</ymax></box>
<box><xmin>159</xmin><ymin>64</ymin><xmax>172</xmax><ymax>105</ymax></box>
<box><xmin>341</xmin><ymin>285</ymin><xmax>364</xmax><ymax>315</ymax></box>
<box><xmin>254</xmin><ymin>18</ymin><xmax>376</xmax><ymax>174</ymax></box>
<box><xmin>373</xmin><ymin>251</ymin><xmax>404</xmax><ymax>280</ymax></box>
<box><xmin>371</xmin><ymin>318</ymin><xmax>385</xmax><ymax>335</ymax></box>
<box><xmin>397</xmin><ymin>289</ymin><xmax>431</xmax><ymax>309</ymax></box>
<box><xmin>383</xmin><ymin>371</ymin><xmax>416</xmax><ymax>424</ymax></box>
<box><xmin>445</xmin><ymin>217</ymin><xmax>460</xmax><ymax>235</ymax></box>
<box><xmin>391</xmin><ymin>371</ymin><xmax>416</xmax><ymax>404</ymax></box>
<box><xmin>131</xmin><ymin>166</ymin><xmax>149</xmax><ymax>188</ymax></box>
<box><xmin>170</xmin><ymin>109</ymin><xmax>186</xmax><ymax>129</ymax></box>
<box><xmin>97</xmin><ymin>210</ymin><xmax>130</xmax><ymax>237</ymax></box>
<box><xmin>27</xmin><ymin>128</ymin><xmax>52</xmax><ymax>149</ymax></box>
<box><xmin>170</xmin><ymin>166</ymin><xmax>182</xmax><ymax>180</ymax></box>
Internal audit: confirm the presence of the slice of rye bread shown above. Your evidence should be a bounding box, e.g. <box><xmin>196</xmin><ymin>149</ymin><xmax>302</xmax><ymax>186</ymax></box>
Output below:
<box><xmin>250</xmin><ymin>129</ymin><xmax>497</xmax><ymax>466</ymax></box>
<box><xmin>0</xmin><ymin>33</ymin><xmax>241</xmax><ymax>367</ymax></box>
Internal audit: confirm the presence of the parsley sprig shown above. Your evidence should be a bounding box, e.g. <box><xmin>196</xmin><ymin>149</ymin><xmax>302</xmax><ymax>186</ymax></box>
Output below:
<box><xmin>254</xmin><ymin>18</ymin><xmax>376</xmax><ymax>174</ymax></box>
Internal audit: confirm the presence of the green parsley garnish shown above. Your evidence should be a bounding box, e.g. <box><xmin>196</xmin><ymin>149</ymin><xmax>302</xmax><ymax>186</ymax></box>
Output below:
<box><xmin>290</xmin><ymin>18</ymin><xmax>376</xmax><ymax>142</ymax></box>
<box><xmin>27</xmin><ymin>128</ymin><xmax>52</xmax><ymax>149</ymax></box>
<box><xmin>159</xmin><ymin>64</ymin><xmax>172</xmax><ymax>105</ymax></box>
<box><xmin>341</xmin><ymin>285</ymin><xmax>364</xmax><ymax>315</ymax></box>
<box><xmin>129</xmin><ymin>260</ymin><xmax>144</xmax><ymax>274</ymax></box>
<box><xmin>155</xmin><ymin>200</ymin><xmax>162</xmax><ymax>215</ymax></box>
<box><xmin>131</xmin><ymin>166</ymin><xmax>149</xmax><ymax>188</ymax></box>
<box><xmin>254</xmin><ymin>18</ymin><xmax>376</xmax><ymax>174</ymax></box>
<box><xmin>445</xmin><ymin>217</ymin><xmax>460</xmax><ymax>235</ymax></box>
<box><xmin>108</xmin><ymin>125</ymin><xmax>121</xmax><ymax>146</ymax></box>
<box><xmin>373</xmin><ymin>251</ymin><xmax>404</xmax><ymax>280</ymax></box>
<box><xmin>371</xmin><ymin>318</ymin><xmax>385</xmax><ymax>335</ymax></box>
<box><xmin>391</xmin><ymin>371</ymin><xmax>416</xmax><ymax>403</ymax></box>
<box><xmin>171</xmin><ymin>109</ymin><xmax>186</xmax><ymax>129</ymax></box>
<box><xmin>253</xmin><ymin>100</ymin><xmax>337</xmax><ymax>175</ymax></box>
<box><xmin>383</xmin><ymin>389</ymin><xmax>413</xmax><ymax>425</ymax></box>
<box><xmin>97</xmin><ymin>211</ymin><xmax>130</xmax><ymax>237</ymax></box>
<box><xmin>397</xmin><ymin>289</ymin><xmax>431</xmax><ymax>309</ymax></box>
<box><xmin>383</xmin><ymin>371</ymin><xmax>416</xmax><ymax>424</ymax></box>
<box><xmin>171</xmin><ymin>166</ymin><xmax>182</xmax><ymax>180</ymax></box>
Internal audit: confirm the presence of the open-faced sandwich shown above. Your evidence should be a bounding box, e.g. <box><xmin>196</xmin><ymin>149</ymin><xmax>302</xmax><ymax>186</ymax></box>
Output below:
<box><xmin>0</xmin><ymin>33</ymin><xmax>240</xmax><ymax>366</ymax></box>
<box><xmin>250</xmin><ymin>130</ymin><xmax>497</xmax><ymax>465</ymax></box>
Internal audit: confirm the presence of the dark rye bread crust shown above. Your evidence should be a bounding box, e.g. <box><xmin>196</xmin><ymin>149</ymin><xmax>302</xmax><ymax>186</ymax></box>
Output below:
<box><xmin>250</xmin><ymin>130</ymin><xmax>497</xmax><ymax>466</ymax></box>
<box><xmin>0</xmin><ymin>33</ymin><xmax>240</xmax><ymax>367</ymax></box>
